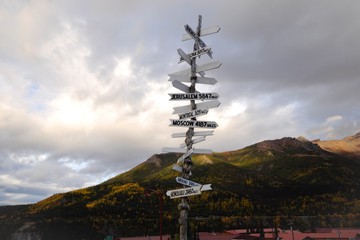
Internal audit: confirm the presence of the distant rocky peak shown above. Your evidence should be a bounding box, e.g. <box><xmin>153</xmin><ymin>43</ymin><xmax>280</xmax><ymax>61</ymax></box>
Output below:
<box><xmin>256</xmin><ymin>136</ymin><xmax>320</xmax><ymax>153</ymax></box>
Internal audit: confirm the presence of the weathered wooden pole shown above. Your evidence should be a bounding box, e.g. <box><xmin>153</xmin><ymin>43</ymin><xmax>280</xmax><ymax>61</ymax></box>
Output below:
<box><xmin>162</xmin><ymin>15</ymin><xmax>221</xmax><ymax>240</ymax></box>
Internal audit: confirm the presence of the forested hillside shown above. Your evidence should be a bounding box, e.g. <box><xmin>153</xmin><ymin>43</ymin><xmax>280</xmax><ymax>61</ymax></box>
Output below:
<box><xmin>1</xmin><ymin>134</ymin><xmax>360</xmax><ymax>239</ymax></box>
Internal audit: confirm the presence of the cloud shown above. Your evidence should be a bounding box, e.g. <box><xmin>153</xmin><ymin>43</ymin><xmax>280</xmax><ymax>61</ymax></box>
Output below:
<box><xmin>0</xmin><ymin>0</ymin><xmax>360</xmax><ymax>204</ymax></box>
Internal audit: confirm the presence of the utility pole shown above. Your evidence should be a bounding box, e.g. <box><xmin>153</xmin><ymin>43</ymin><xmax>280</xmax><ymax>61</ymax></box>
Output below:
<box><xmin>162</xmin><ymin>15</ymin><xmax>221</xmax><ymax>240</ymax></box>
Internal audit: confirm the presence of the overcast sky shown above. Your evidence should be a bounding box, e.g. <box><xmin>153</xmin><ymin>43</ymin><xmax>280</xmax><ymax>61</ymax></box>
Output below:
<box><xmin>1</xmin><ymin>0</ymin><xmax>359</xmax><ymax>205</ymax></box>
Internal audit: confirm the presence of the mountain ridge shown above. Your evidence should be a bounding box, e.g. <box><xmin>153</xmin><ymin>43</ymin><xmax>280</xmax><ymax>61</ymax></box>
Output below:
<box><xmin>1</xmin><ymin>133</ymin><xmax>360</xmax><ymax>239</ymax></box>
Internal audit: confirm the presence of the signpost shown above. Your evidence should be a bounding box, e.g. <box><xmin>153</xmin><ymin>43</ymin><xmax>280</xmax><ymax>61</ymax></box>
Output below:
<box><xmin>162</xmin><ymin>15</ymin><xmax>221</xmax><ymax>240</ymax></box>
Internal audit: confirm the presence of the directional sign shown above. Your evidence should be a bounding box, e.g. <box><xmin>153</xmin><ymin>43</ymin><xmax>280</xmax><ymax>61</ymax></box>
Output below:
<box><xmin>184</xmin><ymin>24</ymin><xmax>212</xmax><ymax>58</ymax></box>
<box><xmin>177</xmin><ymin>48</ymin><xmax>191</xmax><ymax>64</ymax></box>
<box><xmin>175</xmin><ymin>177</ymin><xmax>212</xmax><ymax>192</ymax></box>
<box><xmin>179</xmin><ymin>136</ymin><xmax>205</xmax><ymax>148</ymax></box>
<box><xmin>170</xmin><ymin>119</ymin><xmax>218</xmax><ymax>129</ymax></box>
<box><xmin>176</xmin><ymin>177</ymin><xmax>200</xmax><ymax>187</ymax></box>
<box><xmin>173</xmin><ymin>164</ymin><xmax>183</xmax><ymax>173</ymax></box>
<box><xmin>179</xmin><ymin>108</ymin><xmax>208</xmax><ymax>120</ymax></box>
<box><xmin>177</xmin><ymin>148</ymin><xmax>194</xmax><ymax>163</ymax></box>
<box><xmin>171</xmin><ymin>130</ymin><xmax>214</xmax><ymax>138</ymax></box>
<box><xmin>182</xmin><ymin>26</ymin><xmax>221</xmax><ymax>41</ymax></box>
<box><xmin>162</xmin><ymin>147</ymin><xmax>212</xmax><ymax>154</ymax></box>
<box><xmin>178</xmin><ymin>47</ymin><xmax>212</xmax><ymax>63</ymax></box>
<box><xmin>177</xmin><ymin>48</ymin><xmax>205</xmax><ymax>77</ymax></box>
<box><xmin>166</xmin><ymin>186</ymin><xmax>201</xmax><ymax>199</ymax></box>
<box><xmin>169</xmin><ymin>61</ymin><xmax>222</xmax><ymax>76</ymax></box>
<box><xmin>172</xmin><ymin>164</ymin><xmax>192</xmax><ymax>176</ymax></box>
<box><xmin>169</xmin><ymin>92</ymin><xmax>218</xmax><ymax>101</ymax></box>
<box><xmin>169</xmin><ymin>75</ymin><xmax>217</xmax><ymax>85</ymax></box>
<box><xmin>173</xmin><ymin>99</ymin><xmax>220</xmax><ymax>114</ymax></box>
<box><xmin>171</xmin><ymin>80</ymin><xmax>200</xmax><ymax>93</ymax></box>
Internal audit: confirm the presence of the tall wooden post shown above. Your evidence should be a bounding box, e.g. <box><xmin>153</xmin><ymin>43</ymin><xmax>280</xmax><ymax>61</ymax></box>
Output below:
<box><xmin>162</xmin><ymin>15</ymin><xmax>221</xmax><ymax>240</ymax></box>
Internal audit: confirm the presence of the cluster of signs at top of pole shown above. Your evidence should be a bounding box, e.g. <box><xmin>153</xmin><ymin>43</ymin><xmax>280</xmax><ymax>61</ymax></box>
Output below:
<box><xmin>162</xmin><ymin>20</ymin><xmax>221</xmax><ymax>199</ymax></box>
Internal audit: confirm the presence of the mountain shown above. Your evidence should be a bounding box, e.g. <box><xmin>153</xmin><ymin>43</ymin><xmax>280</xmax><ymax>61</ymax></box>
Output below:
<box><xmin>314</xmin><ymin>132</ymin><xmax>360</xmax><ymax>160</ymax></box>
<box><xmin>1</xmin><ymin>134</ymin><xmax>360</xmax><ymax>240</ymax></box>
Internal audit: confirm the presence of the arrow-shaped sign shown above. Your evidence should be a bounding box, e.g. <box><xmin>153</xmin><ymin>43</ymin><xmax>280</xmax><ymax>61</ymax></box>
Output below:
<box><xmin>171</xmin><ymin>80</ymin><xmax>200</xmax><ymax>93</ymax></box>
<box><xmin>179</xmin><ymin>136</ymin><xmax>206</xmax><ymax>148</ymax></box>
<box><xmin>169</xmin><ymin>61</ymin><xmax>222</xmax><ymax>76</ymax></box>
<box><xmin>173</xmin><ymin>99</ymin><xmax>220</xmax><ymax>114</ymax></box>
<box><xmin>173</xmin><ymin>164</ymin><xmax>183</xmax><ymax>173</ymax></box>
<box><xmin>171</xmin><ymin>130</ymin><xmax>214</xmax><ymax>138</ymax></box>
<box><xmin>169</xmin><ymin>75</ymin><xmax>217</xmax><ymax>85</ymax></box>
<box><xmin>169</xmin><ymin>92</ymin><xmax>219</xmax><ymax>101</ymax></box>
<box><xmin>184</xmin><ymin>24</ymin><xmax>212</xmax><ymax>58</ymax></box>
<box><xmin>176</xmin><ymin>177</ymin><xmax>200</xmax><ymax>187</ymax></box>
<box><xmin>166</xmin><ymin>186</ymin><xmax>201</xmax><ymax>199</ymax></box>
<box><xmin>175</xmin><ymin>177</ymin><xmax>212</xmax><ymax>192</ymax></box>
<box><xmin>177</xmin><ymin>48</ymin><xmax>205</xmax><ymax>77</ymax></box>
<box><xmin>172</xmin><ymin>164</ymin><xmax>192</xmax><ymax>176</ymax></box>
<box><xmin>178</xmin><ymin>47</ymin><xmax>212</xmax><ymax>63</ymax></box>
<box><xmin>162</xmin><ymin>147</ymin><xmax>212</xmax><ymax>154</ymax></box>
<box><xmin>179</xmin><ymin>108</ymin><xmax>209</xmax><ymax>120</ymax></box>
<box><xmin>177</xmin><ymin>148</ymin><xmax>194</xmax><ymax>163</ymax></box>
<box><xmin>182</xmin><ymin>26</ymin><xmax>221</xmax><ymax>41</ymax></box>
<box><xmin>170</xmin><ymin>119</ymin><xmax>218</xmax><ymax>129</ymax></box>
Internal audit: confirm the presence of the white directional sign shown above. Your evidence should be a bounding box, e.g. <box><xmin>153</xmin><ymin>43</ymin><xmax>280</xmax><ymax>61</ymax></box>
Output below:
<box><xmin>179</xmin><ymin>108</ymin><xmax>208</xmax><ymax>120</ymax></box>
<box><xmin>173</xmin><ymin>99</ymin><xmax>221</xmax><ymax>114</ymax></box>
<box><xmin>162</xmin><ymin>147</ymin><xmax>212</xmax><ymax>154</ymax></box>
<box><xmin>169</xmin><ymin>61</ymin><xmax>222</xmax><ymax>76</ymax></box>
<box><xmin>170</xmin><ymin>119</ymin><xmax>218</xmax><ymax>129</ymax></box>
<box><xmin>171</xmin><ymin>130</ymin><xmax>214</xmax><ymax>138</ymax></box>
<box><xmin>177</xmin><ymin>48</ymin><xmax>205</xmax><ymax>77</ymax></box>
<box><xmin>178</xmin><ymin>47</ymin><xmax>212</xmax><ymax>63</ymax></box>
<box><xmin>175</xmin><ymin>177</ymin><xmax>212</xmax><ymax>192</ymax></box>
<box><xmin>169</xmin><ymin>75</ymin><xmax>217</xmax><ymax>85</ymax></box>
<box><xmin>172</xmin><ymin>164</ymin><xmax>192</xmax><ymax>176</ymax></box>
<box><xmin>171</xmin><ymin>80</ymin><xmax>200</xmax><ymax>93</ymax></box>
<box><xmin>169</xmin><ymin>92</ymin><xmax>218</xmax><ymax>101</ymax></box>
<box><xmin>182</xmin><ymin>26</ymin><xmax>221</xmax><ymax>41</ymax></box>
<box><xmin>179</xmin><ymin>136</ymin><xmax>205</xmax><ymax>148</ymax></box>
<box><xmin>166</xmin><ymin>186</ymin><xmax>201</xmax><ymax>199</ymax></box>
<box><xmin>184</xmin><ymin>24</ymin><xmax>212</xmax><ymax>57</ymax></box>
<box><xmin>176</xmin><ymin>177</ymin><xmax>200</xmax><ymax>187</ymax></box>
<box><xmin>173</xmin><ymin>164</ymin><xmax>183</xmax><ymax>173</ymax></box>
<box><xmin>177</xmin><ymin>48</ymin><xmax>191</xmax><ymax>64</ymax></box>
<box><xmin>177</xmin><ymin>148</ymin><xmax>194</xmax><ymax>163</ymax></box>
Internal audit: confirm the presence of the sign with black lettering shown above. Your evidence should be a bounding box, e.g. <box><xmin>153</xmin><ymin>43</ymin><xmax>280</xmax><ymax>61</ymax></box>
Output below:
<box><xmin>179</xmin><ymin>47</ymin><xmax>211</xmax><ymax>63</ymax></box>
<box><xmin>169</xmin><ymin>92</ymin><xmax>219</xmax><ymax>101</ymax></box>
<box><xmin>179</xmin><ymin>109</ymin><xmax>209</xmax><ymax>120</ymax></box>
<box><xmin>176</xmin><ymin>177</ymin><xmax>201</xmax><ymax>187</ymax></box>
<box><xmin>182</xmin><ymin>25</ymin><xmax>220</xmax><ymax>41</ymax></box>
<box><xmin>169</xmin><ymin>120</ymin><xmax>218</xmax><ymax>129</ymax></box>
<box><xmin>166</xmin><ymin>186</ymin><xmax>202</xmax><ymax>199</ymax></box>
